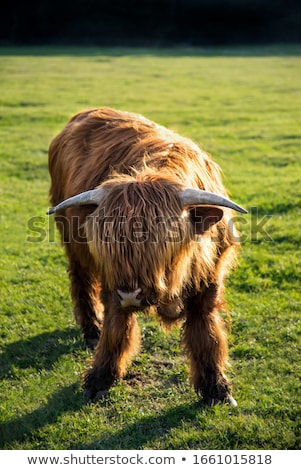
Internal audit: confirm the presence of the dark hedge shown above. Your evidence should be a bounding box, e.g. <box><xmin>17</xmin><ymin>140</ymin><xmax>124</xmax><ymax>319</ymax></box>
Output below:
<box><xmin>1</xmin><ymin>0</ymin><xmax>300</xmax><ymax>45</ymax></box>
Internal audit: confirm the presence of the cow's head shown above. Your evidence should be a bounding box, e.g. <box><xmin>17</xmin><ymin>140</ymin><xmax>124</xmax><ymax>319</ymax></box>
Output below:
<box><xmin>48</xmin><ymin>172</ymin><xmax>246</xmax><ymax>309</ymax></box>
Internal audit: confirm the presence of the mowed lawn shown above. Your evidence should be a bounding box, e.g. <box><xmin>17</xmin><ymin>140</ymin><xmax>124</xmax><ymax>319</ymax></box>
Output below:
<box><xmin>0</xmin><ymin>45</ymin><xmax>300</xmax><ymax>450</ymax></box>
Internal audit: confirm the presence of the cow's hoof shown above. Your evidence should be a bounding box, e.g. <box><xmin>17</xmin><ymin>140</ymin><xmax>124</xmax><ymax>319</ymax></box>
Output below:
<box><xmin>203</xmin><ymin>394</ymin><xmax>237</xmax><ymax>407</ymax></box>
<box><xmin>225</xmin><ymin>395</ymin><xmax>237</xmax><ymax>407</ymax></box>
<box><xmin>84</xmin><ymin>387</ymin><xmax>108</xmax><ymax>402</ymax></box>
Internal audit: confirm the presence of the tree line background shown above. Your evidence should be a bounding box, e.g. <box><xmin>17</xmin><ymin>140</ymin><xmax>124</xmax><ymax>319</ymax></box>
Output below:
<box><xmin>1</xmin><ymin>0</ymin><xmax>301</xmax><ymax>46</ymax></box>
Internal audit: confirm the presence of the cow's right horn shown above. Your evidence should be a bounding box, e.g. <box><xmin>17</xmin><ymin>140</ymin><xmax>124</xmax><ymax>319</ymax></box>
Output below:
<box><xmin>178</xmin><ymin>188</ymin><xmax>248</xmax><ymax>214</ymax></box>
<box><xmin>47</xmin><ymin>188</ymin><xmax>106</xmax><ymax>215</ymax></box>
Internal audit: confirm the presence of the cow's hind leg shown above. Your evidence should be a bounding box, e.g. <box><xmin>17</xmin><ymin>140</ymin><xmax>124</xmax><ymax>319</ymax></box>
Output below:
<box><xmin>83</xmin><ymin>305</ymin><xmax>141</xmax><ymax>401</ymax></box>
<box><xmin>55</xmin><ymin>214</ymin><xmax>103</xmax><ymax>348</ymax></box>
<box><xmin>183</xmin><ymin>284</ymin><xmax>237</xmax><ymax>406</ymax></box>
<box><xmin>68</xmin><ymin>254</ymin><xmax>103</xmax><ymax>348</ymax></box>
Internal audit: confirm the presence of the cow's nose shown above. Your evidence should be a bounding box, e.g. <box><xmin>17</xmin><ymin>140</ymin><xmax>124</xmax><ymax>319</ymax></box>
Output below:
<box><xmin>117</xmin><ymin>288</ymin><xmax>142</xmax><ymax>308</ymax></box>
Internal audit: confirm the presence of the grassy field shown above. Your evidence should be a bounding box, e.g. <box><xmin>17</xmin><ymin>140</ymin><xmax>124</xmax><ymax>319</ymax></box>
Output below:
<box><xmin>0</xmin><ymin>45</ymin><xmax>300</xmax><ymax>450</ymax></box>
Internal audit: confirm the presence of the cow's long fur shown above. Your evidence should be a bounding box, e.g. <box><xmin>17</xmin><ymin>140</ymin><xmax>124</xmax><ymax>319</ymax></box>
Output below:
<box><xmin>49</xmin><ymin>107</ymin><xmax>240</xmax><ymax>405</ymax></box>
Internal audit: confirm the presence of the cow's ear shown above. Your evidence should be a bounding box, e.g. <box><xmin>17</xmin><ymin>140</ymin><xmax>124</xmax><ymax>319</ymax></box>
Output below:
<box><xmin>188</xmin><ymin>206</ymin><xmax>223</xmax><ymax>235</ymax></box>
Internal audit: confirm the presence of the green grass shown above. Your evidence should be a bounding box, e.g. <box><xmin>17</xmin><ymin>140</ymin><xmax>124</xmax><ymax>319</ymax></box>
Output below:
<box><xmin>0</xmin><ymin>45</ymin><xmax>300</xmax><ymax>450</ymax></box>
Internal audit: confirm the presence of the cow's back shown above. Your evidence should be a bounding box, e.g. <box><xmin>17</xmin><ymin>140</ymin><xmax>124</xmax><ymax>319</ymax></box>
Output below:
<box><xmin>48</xmin><ymin>107</ymin><xmax>227</xmax><ymax>206</ymax></box>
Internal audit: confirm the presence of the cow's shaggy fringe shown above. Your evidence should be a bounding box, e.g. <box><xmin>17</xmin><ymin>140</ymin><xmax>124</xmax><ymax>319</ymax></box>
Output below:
<box><xmin>49</xmin><ymin>107</ymin><xmax>240</xmax><ymax>405</ymax></box>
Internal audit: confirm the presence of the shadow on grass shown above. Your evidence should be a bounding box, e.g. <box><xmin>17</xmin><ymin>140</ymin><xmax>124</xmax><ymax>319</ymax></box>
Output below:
<box><xmin>77</xmin><ymin>401</ymin><xmax>204</xmax><ymax>450</ymax></box>
<box><xmin>0</xmin><ymin>383</ymin><xmax>85</xmax><ymax>448</ymax></box>
<box><xmin>0</xmin><ymin>325</ymin><xmax>201</xmax><ymax>449</ymax></box>
<box><xmin>0</xmin><ymin>328</ymin><xmax>87</xmax><ymax>447</ymax></box>
<box><xmin>0</xmin><ymin>381</ymin><xmax>204</xmax><ymax>449</ymax></box>
<box><xmin>0</xmin><ymin>326</ymin><xmax>204</xmax><ymax>449</ymax></box>
<box><xmin>0</xmin><ymin>328</ymin><xmax>82</xmax><ymax>379</ymax></box>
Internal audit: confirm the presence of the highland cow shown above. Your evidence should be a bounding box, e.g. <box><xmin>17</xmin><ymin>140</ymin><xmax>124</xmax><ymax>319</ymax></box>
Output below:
<box><xmin>48</xmin><ymin>107</ymin><xmax>247</xmax><ymax>406</ymax></box>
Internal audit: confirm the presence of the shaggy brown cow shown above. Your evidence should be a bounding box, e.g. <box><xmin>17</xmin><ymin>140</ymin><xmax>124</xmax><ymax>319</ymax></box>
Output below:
<box><xmin>48</xmin><ymin>107</ymin><xmax>247</xmax><ymax>406</ymax></box>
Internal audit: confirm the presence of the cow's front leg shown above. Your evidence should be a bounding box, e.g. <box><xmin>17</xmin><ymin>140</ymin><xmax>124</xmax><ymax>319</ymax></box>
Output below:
<box><xmin>83</xmin><ymin>305</ymin><xmax>141</xmax><ymax>401</ymax></box>
<box><xmin>183</xmin><ymin>284</ymin><xmax>237</xmax><ymax>406</ymax></box>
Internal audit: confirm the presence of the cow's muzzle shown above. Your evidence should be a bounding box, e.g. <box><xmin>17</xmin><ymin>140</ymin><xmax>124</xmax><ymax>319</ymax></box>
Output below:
<box><xmin>117</xmin><ymin>288</ymin><xmax>142</xmax><ymax>308</ymax></box>
<box><xmin>116</xmin><ymin>288</ymin><xmax>159</xmax><ymax>309</ymax></box>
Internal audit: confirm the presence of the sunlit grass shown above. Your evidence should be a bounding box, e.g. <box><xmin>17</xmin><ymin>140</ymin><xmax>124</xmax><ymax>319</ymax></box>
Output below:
<box><xmin>0</xmin><ymin>45</ymin><xmax>300</xmax><ymax>450</ymax></box>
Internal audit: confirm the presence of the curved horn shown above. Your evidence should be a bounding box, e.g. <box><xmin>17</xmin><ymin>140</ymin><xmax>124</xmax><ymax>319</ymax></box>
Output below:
<box><xmin>47</xmin><ymin>188</ymin><xmax>106</xmax><ymax>215</ymax></box>
<box><xmin>179</xmin><ymin>188</ymin><xmax>248</xmax><ymax>214</ymax></box>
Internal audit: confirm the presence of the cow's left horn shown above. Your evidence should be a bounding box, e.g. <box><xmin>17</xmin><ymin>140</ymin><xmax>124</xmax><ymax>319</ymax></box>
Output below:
<box><xmin>179</xmin><ymin>188</ymin><xmax>248</xmax><ymax>214</ymax></box>
<box><xmin>47</xmin><ymin>189</ymin><xmax>106</xmax><ymax>215</ymax></box>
